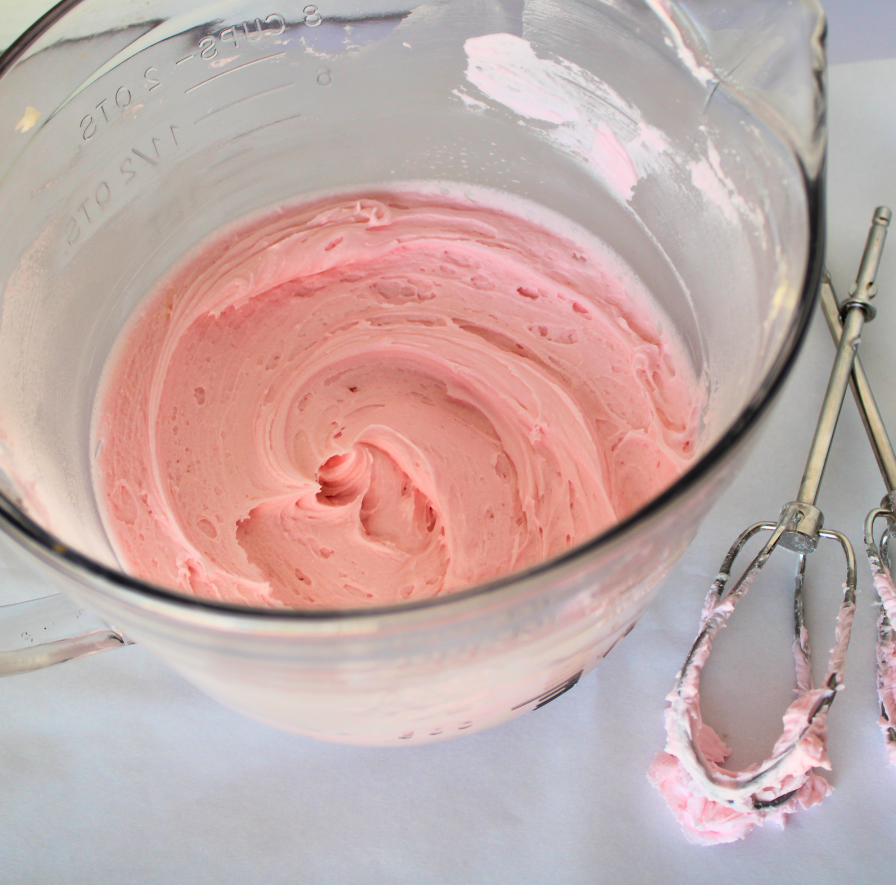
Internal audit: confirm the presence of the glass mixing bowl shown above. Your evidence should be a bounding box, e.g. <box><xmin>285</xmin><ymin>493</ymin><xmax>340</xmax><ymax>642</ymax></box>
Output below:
<box><xmin>0</xmin><ymin>0</ymin><xmax>824</xmax><ymax>744</ymax></box>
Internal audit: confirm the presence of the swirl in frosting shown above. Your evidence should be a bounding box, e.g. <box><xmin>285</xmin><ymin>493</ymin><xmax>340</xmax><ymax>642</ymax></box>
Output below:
<box><xmin>93</xmin><ymin>187</ymin><xmax>700</xmax><ymax>608</ymax></box>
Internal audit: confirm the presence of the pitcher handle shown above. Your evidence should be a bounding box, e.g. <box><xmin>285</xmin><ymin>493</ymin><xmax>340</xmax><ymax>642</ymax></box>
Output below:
<box><xmin>0</xmin><ymin>592</ymin><xmax>131</xmax><ymax>676</ymax></box>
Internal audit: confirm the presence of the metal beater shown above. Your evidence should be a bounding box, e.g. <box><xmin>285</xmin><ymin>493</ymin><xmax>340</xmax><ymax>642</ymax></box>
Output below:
<box><xmin>653</xmin><ymin>207</ymin><xmax>891</xmax><ymax>826</ymax></box>
<box><xmin>819</xmin><ymin>267</ymin><xmax>896</xmax><ymax>765</ymax></box>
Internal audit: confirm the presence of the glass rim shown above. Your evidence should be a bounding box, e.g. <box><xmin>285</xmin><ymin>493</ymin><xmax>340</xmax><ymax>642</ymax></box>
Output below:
<box><xmin>0</xmin><ymin>0</ymin><xmax>825</xmax><ymax>623</ymax></box>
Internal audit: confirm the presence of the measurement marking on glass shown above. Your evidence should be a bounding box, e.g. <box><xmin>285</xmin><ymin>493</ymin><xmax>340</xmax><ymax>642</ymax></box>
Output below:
<box><xmin>66</xmin><ymin>125</ymin><xmax>180</xmax><ymax>246</ymax></box>
<box><xmin>176</xmin><ymin>54</ymin><xmax>195</xmax><ymax>65</ymax></box>
<box><xmin>234</xmin><ymin>112</ymin><xmax>303</xmax><ymax>138</ymax></box>
<box><xmin>131</xmin><ymin>147</ymin><xmax>158</xmax><ymax>166</ymax></box>
<box><xmin>511</xmin><ymin>669</ymin><xmax>583</xmax><ymax>711</ymax></box>
<box><xmin>210</xmin><ymin>145</ymin><xmax>254</xmax><ymax>169</ymax></box>
<box><xmin>196</xmin><ymin>82</ymin><xmax>292</xmax><ymax>122</ymax></box>
<box><xmin>184</xmin><ymin>52</ymin><xmax>287</xmax><ymax>94</ymax></box>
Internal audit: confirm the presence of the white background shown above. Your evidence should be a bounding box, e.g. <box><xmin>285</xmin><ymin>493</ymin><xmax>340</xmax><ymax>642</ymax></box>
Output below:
<box><xmin>2</xmin><ymin>2</ymin><xmax>896</xmax><ymax>883</ymax></box>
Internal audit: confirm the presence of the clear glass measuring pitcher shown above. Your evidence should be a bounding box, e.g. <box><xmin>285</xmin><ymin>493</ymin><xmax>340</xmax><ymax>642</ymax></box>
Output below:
<box><xmin>0</xmin><ymin>0</ymin><xmax>824</xmax><ymax>744</ymax></box>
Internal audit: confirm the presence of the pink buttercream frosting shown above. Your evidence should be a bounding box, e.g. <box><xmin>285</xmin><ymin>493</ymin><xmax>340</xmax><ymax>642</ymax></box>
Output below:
<box><xmin>92</xmin><ymin>187</ymin><xmax>700</xmax><ymax>609</ymax></box>
<box><xmin>649</xmin><ymin>537</ymin><xmax>856</xmax><ymax>845</ymax></box>
<box><xmin>867</xmin><ymin>543</ymin><xmax>896</xmax><ymax>765</ymax></box>
<box><xmin>648</xmin><ymin>692</ymin><xmax>835</xmax><ymax>846</ymax></box>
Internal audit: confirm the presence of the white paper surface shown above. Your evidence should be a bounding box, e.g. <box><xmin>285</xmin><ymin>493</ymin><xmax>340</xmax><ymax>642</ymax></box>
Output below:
<box><xmin>3</xmin><ymin>5</ymin><xmax>896</xmax><ymax>883</ymax></box>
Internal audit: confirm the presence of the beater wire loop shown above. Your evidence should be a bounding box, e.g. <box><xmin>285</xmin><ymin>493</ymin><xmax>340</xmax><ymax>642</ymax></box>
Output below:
<box><xmin>668</xmin><ymin>524</ymin><xmax>856</xmax><ymax>810</ymax></box>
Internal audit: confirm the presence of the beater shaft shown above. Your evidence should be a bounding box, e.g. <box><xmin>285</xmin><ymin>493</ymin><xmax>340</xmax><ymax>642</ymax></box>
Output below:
<box><xmin>784</xmin><ymin>207</ymin><xmax>891</xmax><ymax>551</ymax></box>
<box><xmin>819</xmin><ymin>273</ymin><xmax>896</xmax><ymax>496</ymax></box>
<box><xmin>795</xmin><ymin>207</ymin><xmax>890</xmax><ymax>504</ymax></box>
